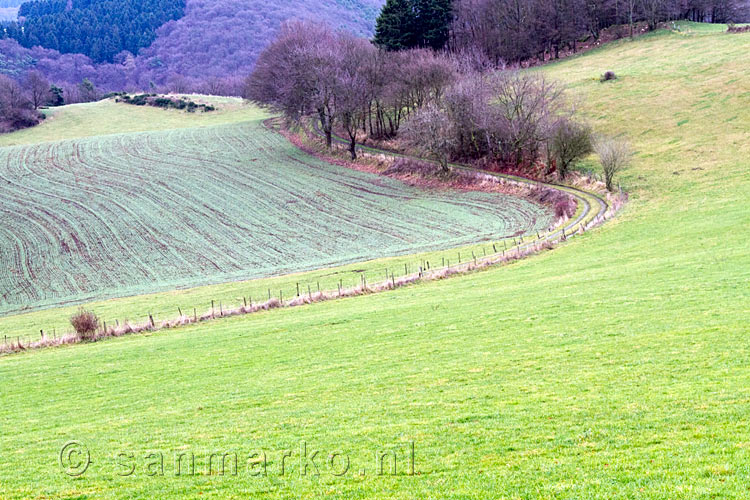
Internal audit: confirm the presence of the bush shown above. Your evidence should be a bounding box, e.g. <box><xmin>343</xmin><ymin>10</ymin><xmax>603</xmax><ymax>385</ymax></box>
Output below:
<box><xmin>554</xmin><ymin>199</ymin><xmax>576</xmax><ymax>218</ymax></box>
<box><xmin>70</xmin><ymin>308</ymin><xmax>99</xmax><ymax>340</ymax></box>
<box><xmin>600</xmin><ymin>71</ymin><xmax>617</xmax><ymax>83</ymax></box>
<box><xmin>529</xmin><ymin>185</ymin><xmax>577</xmax><ymax>219</ymax></box>
<box><xmin>550</xmin><ymin>120</ymin><xmax>594</xmax><ymax>179</ymax></box>
<box><xmin>402</xmin><ymin>103</ymin><xmax>457</xmax><ymax>174</ymax></box>
<box><xmin>595</xmin><ymin>136</ymin><xmax>632</xmax><ymax>191</ymax></box>
<box><xmin>3</xmin><ymin>108</ymin><xmax>43</xmax><ymax>131</ymax></box>
<box><xmin>117</xmin><ymin>93</ymin><xmax>215</xmax><ymax>113</ymax></box>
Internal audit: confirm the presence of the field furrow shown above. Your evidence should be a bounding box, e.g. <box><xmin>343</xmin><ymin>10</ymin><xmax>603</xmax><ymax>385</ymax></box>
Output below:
<box><xmin>0</xmin><ymin>118</ymin><xmax>551</xmax><ymax>315</ymax></box>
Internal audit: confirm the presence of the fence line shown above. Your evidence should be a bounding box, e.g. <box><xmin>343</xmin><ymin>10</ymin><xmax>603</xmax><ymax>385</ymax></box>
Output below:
<box><xmin>1</xmin><ymin>205</ymin><xmax>618</xmax><ymax>356</ymax></box>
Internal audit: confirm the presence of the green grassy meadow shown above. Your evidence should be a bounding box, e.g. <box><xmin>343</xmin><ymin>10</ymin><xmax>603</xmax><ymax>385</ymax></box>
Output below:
<box><xmin>0</xmin><ymin>97</ymin><xmax>266</xmax><ymax>147</ymax></box>
<box><xmin>0</xmin><ymin>24</ymin><xmax>749</xmax><ymax>499</ymax></box>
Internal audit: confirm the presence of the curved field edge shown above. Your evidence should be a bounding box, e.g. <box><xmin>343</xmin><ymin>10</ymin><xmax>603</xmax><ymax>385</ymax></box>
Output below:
<box><xmin>303</xmin><ymin>118</ymin><xmax>609</xmax><ymax>243</ymax></box>
<box><xmin>0</xmin><ymin>119</ymin><xmax>608</xmax><ymax>344</ymax></box>
<box><xmin>0</xmin><ymin>116</ymin><xmax>554</xmax><ymax>317</ymax></box>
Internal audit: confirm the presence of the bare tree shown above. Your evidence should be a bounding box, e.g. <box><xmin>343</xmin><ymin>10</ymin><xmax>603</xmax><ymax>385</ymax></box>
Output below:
<box><xmin>442</xmin><ymin>72</ymin><xmax>494</xmax><ymax>160</ymax></box>
<box><xmin>0</xmin><ymin>75</ymin><xmax>29</xmax><ymax>111</ymax></box>
<box><xmin>335</xmin><ymin>35</ymin><xmax>377</xmax><ymax>159</ymax></box>
<box><xmin>245</xmin><ymin>21</ymin><xmax>342</xmax><ymax>148</ymax></box>
<box><xmin>487</xmin><ymin>71</ymin><xmax>564</xmax><ymax>169</ymax></box>
<box><xmin>595</xmin><ymin>136</ymin><xmax>632</xmax><ymax>190</ymax></box>
<box><xmin>0</xmin><ymin>75</ymin><xmax>41</xmax><ymax>132</ymax></box>
<box><xmin>640</xmin><ymin>0</ymin><xmax>667</xmax><ymax>29</ymax></box>
<box><xmin>23</xmin><ymin>70</ymin><xmax>51</xmax><ymax>110</ymax></box>
<box><xmin>402</xmin><ymin>103</ymin><xmax>457</xmax><ymax>173</ymax></box>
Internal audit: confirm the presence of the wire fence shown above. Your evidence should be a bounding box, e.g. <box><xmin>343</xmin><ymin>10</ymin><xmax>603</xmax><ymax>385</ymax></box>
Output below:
<box><xmin>1</xmin><ymin>203</ymin><xmax>617</xmax><ymax>355</ymax></box>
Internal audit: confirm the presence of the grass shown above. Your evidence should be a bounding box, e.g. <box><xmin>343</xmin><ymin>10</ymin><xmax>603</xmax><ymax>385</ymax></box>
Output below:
<box><xmin>0</xmin><ymin>97</ymin><xmax>266</xmax><ymax>147</ymax></box>
<box><xmin>0</xmin><ymin>101</ymin><xmax>550</xmax><ymax>317</ymax></box>
<box><xmin>1</xmin><ymin>24</ymin><xmax>750</xmax><ymax>498</ymax></box>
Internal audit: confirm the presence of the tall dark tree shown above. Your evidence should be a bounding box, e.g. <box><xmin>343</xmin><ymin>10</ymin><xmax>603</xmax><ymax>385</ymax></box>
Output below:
<box><xmin>415</xmin><ymin>0</ymin><xmax>454</xmax><ymax>50</ymax></box>
<box><xmin>374</xmin><ymin>0</ymin><xmax>453</xmax><ymax>51</ymax></box>
<box><xmin>2</xmin><ymin>0</ymin><xmax>186</xmax><ymax>63</ymax></box>
<box><xmin>374</xmin><ymin>0</ymin><xmax>418</xmax><ymax>50</ymax></box>
<box><xmin>49</xmin><ymin>85</ymin><xmax>65</xmax><ymax>107</ymax></box>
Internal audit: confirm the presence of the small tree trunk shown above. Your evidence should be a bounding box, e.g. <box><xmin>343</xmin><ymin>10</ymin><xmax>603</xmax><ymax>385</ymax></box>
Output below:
<box><xmin>318</xmin><ymin>109</ymin><xmax>333</xmax><ymax>148</ymax></box>
<box><xmin>325</xmin><ymin>130</ymin><xmax>332</xmax><ymax>148</ymax></box>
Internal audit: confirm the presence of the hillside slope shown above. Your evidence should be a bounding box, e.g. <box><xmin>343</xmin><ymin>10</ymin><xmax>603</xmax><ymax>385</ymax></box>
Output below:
<box><xmin>0</xmin><ymin>0</ymin><xmax>385</xmax><ymax>87</ymax></box>
<box><xmin>0</xmin><ymin>25</ymin><xmax>749</xmax><ymax>499</ymax></box>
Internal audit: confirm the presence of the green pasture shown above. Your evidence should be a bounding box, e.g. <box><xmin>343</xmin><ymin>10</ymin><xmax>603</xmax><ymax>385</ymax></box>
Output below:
<box><xmin>1</xmin><ymin>24</ymin><xmax>749</xmax><ymax>499</ymax></box>
<box><xmin>0</xmin><ymin>97</ymin><xmax>266</xmax><ymax>148</ymax></box>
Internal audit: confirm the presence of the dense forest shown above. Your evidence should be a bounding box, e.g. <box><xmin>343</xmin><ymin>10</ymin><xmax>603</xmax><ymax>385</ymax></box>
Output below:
<box><xmin>0</xmin><ymin>0</ymin><xmax>747</xmax><ymax>96</ymax></box>
<box><xmin>0</xmin><ymin>0</ymin><xmax>384</xmax><ymax>90</ymax></box>
<box><xmin>451</xmin><ymin>0</ymin><xmax>750</xmax><ymax>64</ymax></box>
<box><xmin>2</xmin><ymin>0</ymin><xmax>186</xmax><ymax>62</ymax></box>
<box><xmin>374</xmin><ymin>0</ymin><xmax>750</xmax><ymax>63</ymax></box>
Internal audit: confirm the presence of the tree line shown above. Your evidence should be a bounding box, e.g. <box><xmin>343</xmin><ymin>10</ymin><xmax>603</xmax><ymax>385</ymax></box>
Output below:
<box><xmin>375</xmin><ymin>0</ymin><xmax>750</xmax><ymax>63</ymax></box>
<box><xmin>246</xmin><ymin>21</ymin><xmax>619</xmax><ymax>187</ymax></box>
<box><xmin>2</xmin><ymin>0</ymin><xmax>186</xmax><ymax>63</ymax></box>
<box><xmin>0</xmin><ymin>70</ymin><xmax>57</xmax><ymax>132</ymax></box>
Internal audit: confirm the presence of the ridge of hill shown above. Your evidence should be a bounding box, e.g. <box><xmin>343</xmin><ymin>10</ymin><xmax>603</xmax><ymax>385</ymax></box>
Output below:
<box><xmin>0</xmin><ymin>0</ymin><xmax>385</xmax><ymax>89</ymax></box>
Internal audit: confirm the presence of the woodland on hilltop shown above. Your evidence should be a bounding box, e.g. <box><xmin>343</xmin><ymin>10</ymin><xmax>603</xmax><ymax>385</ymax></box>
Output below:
<box><xmin>374</xmin><ymin>0</ymin><xmax>749</xmax><ymax>63</ymax></box>
<box><xmin>5</xmin><ymin>0</ymin><xmax>186</xmax><ymax>63</ymax></box>
<box><xmin>0</xmin><ymin>0</ymin><xmax>746</xmax><ymax>100</ymax></box>
<box><xmin>0</xmin><ymin>0</ymin><xmax>385</xmax><ymax>91</ymax></box>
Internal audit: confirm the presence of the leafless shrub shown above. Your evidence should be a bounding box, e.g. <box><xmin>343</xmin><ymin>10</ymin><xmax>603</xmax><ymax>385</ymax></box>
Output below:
<box><xmin>402</xmin><ymin>103</ymin><xmax>457</xmax><ymax>174</ymax></box>
<box><xmin>384</xmin><ymin>157</ymin><xmax>445</xmax><ymax>176</ymax></box>
<box><xmin>528</xmin><ymin>184</ymin><xmax>578</xmax><ymax>218</ymax></box>
<box><xmin>436</xmin><ymin>71</ymin><xmax>565</xmax><ymax>173</ymax></box>
<box><xmin>23</xmin><ymin>70</ymin><xmax>51</xmax><ymax>110</ymax></box>
<box><xmin>595</xmin><ymin>136</ymin><xmax>632</xmax><ymax>191</ymax></box>
<box><xmin>70</xmin><ymin>308</ymin><xmax>99</xmax><ymax>340</ymax></box>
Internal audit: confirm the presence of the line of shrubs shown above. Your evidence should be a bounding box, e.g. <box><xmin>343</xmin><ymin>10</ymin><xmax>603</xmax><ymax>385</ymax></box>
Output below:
<box><xmin>111</xmin><ymin>93</ymin><xmax>216</xmax><ymax>113</ymax></box>
<box><xmin>727</xmin><ymin>24</ymin><xmax>750</xmax><ymax>33</ymax></box>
